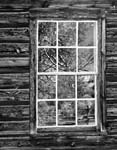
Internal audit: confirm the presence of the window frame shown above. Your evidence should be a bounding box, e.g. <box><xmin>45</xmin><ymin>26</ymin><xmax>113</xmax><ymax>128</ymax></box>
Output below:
<box><xmin>29</xmin><ymin>8</ymin><xmax>106</xmax><ymax>135</ymax></box>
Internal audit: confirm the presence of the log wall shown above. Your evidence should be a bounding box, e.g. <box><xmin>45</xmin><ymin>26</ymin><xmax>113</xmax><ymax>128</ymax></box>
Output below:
<box><xmin>0</xmin><ymin>0</ymin><xmax>117</xmax><ymax>149</ymax></box>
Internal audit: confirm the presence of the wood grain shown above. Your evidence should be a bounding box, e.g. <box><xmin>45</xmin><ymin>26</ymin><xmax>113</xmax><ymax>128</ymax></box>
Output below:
<box><xmin>0</xmin><ymin>28</ymin><xmax>29</xmax><ymax>43</ymax></box>
<box><xmin>0</xmin><ymin>89</ymin><xmax>29</xmax><ymax>103</ymax></box>
<box><xmin>0</xmin><ymin>105</ymin><xmax>29</xmax><ymax>121</ymax></box>
<box><xmin>0</xmin><ymin>43</ymin><xmax>29</xmax><ymax>57</ymax></box>
<box><xmin>0</xmin><ymin>121</ymin><xmax>29</xmax><ymax>131</ymax></box>
<box><xmin>0</xmin><ymin>12</ymin><xmax>29</xmax><ymax>28</ymax></box>
<box><xmin>0</xmin><ymin>73</ymin><xmax>29</xmax><ymax>89</ymax></box>
<box><xmin>0</xmin><ymin>57</ymin><xmax>29</xmax><ymax>67</ymax></box>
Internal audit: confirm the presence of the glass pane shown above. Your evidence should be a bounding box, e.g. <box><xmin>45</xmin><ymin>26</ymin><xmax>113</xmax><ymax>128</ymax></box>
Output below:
<box><xmin>77</xmin><ymin>100</ymin><xmax>95</xmax><ymax>125</ymax></box>
<box><xmin>38</xmin><ymin>75</ymin><xmax>56</xmax><ymax>99</ymax></box>
<box><xmin>78</xmin><ymin>49</ymin><xmax>94</xmax><ymax>72</ymax></box>
<box><xmin>77</xmin><ymin>75</ymin><xmax>95</xmax><ymax>98</ymax></box>
<box><xmin>58</xmin><ymin>48</ymin><xmax>76</xmax><ymax>72</ymax></box>
<box><xmin>58</xmin><ymin>101</ymin><xmax>75</xmax><ymax>125</ymax></box>
<box><xmin>38</xmin><ymin>101</ymin><xmax>56</xmax><ymax>126</ymax></box>
<box><xmin>58</xmin><ymin>22</ymin><xmax>76</xmax><ymax>46</ymax></box>
<box><xmin>78</xmin><ymin>22</ymin><xmax>96</xmax><ymax>46</ymax></box>
<box><xmin>38</xmin><ymin>22</ymin><xmax>56</xmax><ymax>46</ymax></box>
<box><xmin>38</xmin><ymin>48</ymin><xmax>56</xmax><ymax>72</ymax></box>
<box><xmin>58</xmin><ymin>75</ymin><xmax>75</xmax><ymax>99</ymax></box>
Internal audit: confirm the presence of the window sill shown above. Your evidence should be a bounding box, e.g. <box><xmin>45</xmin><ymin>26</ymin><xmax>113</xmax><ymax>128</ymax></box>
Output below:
<box><xmin>30</xmin><ymin>126</ymin><xmax>107</xmax><ymax>138</ymax></box>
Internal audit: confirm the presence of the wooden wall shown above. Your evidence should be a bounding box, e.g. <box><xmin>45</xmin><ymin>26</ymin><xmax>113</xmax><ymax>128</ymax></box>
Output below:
<box><xmin>0</xmin><ymin>0</ymin><xmax>117</xmax><ymax>149</ymax></box>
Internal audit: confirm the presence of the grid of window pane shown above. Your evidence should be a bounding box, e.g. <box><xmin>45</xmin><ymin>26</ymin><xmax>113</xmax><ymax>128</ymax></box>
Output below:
<box><xmin>37</xmin><ymin>21</ymin><xmax>98</xmax><ymax>128</ymax></box>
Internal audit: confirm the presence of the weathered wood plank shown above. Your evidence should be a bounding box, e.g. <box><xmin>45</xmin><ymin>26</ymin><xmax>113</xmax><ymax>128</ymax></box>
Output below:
<box><xmin>0</xmin><ymin>43</ymin><xmax>29</xmax><ymax>57</ymax></box>
<box><xmin>106</xmin><ymin>43</ymin><xmax>117</xmax><ymax>56</ymax></box>
<box><xmin>0</xmin><ymin>137</ymin><xmax>31</xmax><ymax>147</ymax></box>
<box><xmin>106</xmin><ymin>28</ymin><xmax>117</xmax><ymax>43</ymax></box>
<box><xmin>106</xmin><ymin>67</ymin><xmax>117</xmax><ymax>73</ymax></box>
<box><xmin>31</xmin><ymin>0</ymin><xmax>112</xmax><ymax>8</ymax></box>
<box><xmin>106</xmin><ymin>88</ymin><xmax>117</xmax><ymax>98</ymax></box>
<box><xmin>0</xmin><ymin>66</ymin><xmax>29</xmax><ymax>74</ymax></box>
<box><xmin>0</xmin><ymin>121</ymin><xmax>29</xmax><ymax>131</ymax></box>
<box><xmin>106</xmin><ymin>82</ymin><xmax>117</xmax><ymax>88</ymax></box>
<box><xmin>0</xmin><ymin>0</ymin><xmax>31</xmax><ymax>9</ymax></box>
<box><xmin>30</xmin><ymin>8</ymin><xmax>101</xmax><ymax>20</ymax></box>
<box><xmin>0</xmin><ymin>57</ymin><xmax>29</xmax><ymax>67</ymax></box>
<box><xmin>107</xmin><ymin>19</ymin><xmax>117</xmax><ymax>28</ymax></box>
<box><xmin>0</xmin><ymin>105</ymin><xmax>29</xmax><ymax>121</ymax></box>
<box><xmin>107</xmin><ymin>10</ymin><xmax>117</xmax><ymax>18</ymax></box>
<box><xmin>0</xmin><ymin>28</ymin><xmax>29</xmax><ymax>43</ymax></box>
<box><xmin>0</xmin><ymin>73</ymin><xmax>29</xmax><ymax>89</ymax></box>
<box><xmin>0</xmin><ymin>12</ymin><xmax>29</xmax><ymax>28</ymax></box>
<box><xmin>106</xmin><ymin>98</ymin><xmax>117</xmax><ymax>104</ymax></box>
<box><xmin>0</xmin><ymin>90</ymin><xmax>29</xmax><ymax>104</ymax></box>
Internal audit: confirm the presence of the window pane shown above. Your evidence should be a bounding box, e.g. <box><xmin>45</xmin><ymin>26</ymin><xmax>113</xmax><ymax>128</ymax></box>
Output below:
<box><xmin>58</xmin><ymin>22</ymin><xmax>76</xmax><ymax>46</ymax></box>
<box><xmin>38</xmin><ymin>101</ymin><xmax>56</xmax><ymax>126</ymax></box>
<box><xmin>78</xmin><ymin>22</ymin><xmax>96</xmax><ymax>46</ymax></box>
<box><xmin>58</xmin><ymin>101</ymin><xmax>75</xmax><ymax>125</ymax></box>
<box><xmin>58</xmin><ymin>48</ymin><xmax>76</xmax><ymax>72</ymax></box>
<box><xmin>58</xmin><ymin>75</ymin><xmax>75</xmax><ymax>99</ymax></box>
<box><xmin>38</xmin><ymin>75</ymin><xmax>56</xmax><ymax>99</ymax></box>
<box><xmin>38</xmin><ymin>48</ymin><xmax>56</xmax><ymax>72</ymax></box>
<box><xmin>38</xmin><ymin>22</ymin><xmax>56</xmax><ymax>46</ymax></box>
<box><xmin>77</xmin><ymin>100</ymin><xmax>95</xmax><ymax>125</ymax></box>
<box><xmin>77</xmin><ymin>75</ymin><xmax>94</xmax><ymax>98</ymax></box>
<box><xmin>78</xmin><ymin>49</ymin><xmax>94</xmax><ymax>72</ymax></box>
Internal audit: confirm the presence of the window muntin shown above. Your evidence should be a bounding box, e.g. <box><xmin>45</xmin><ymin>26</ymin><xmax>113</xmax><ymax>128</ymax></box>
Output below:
<box><xmin>37</xmin><ymin>20</ymin><xmax>98</xmax><ymax>128</ymax></box>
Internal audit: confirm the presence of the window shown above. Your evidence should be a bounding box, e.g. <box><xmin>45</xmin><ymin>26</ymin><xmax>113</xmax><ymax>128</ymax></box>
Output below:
<box><xmin>36</xmin><ymin>20</ymin><xmax>98</xmax><ymax>128</ymax></box>
<box><xmin>30</xmin><ymin>8</ymin><xmax>105</xmax><ymax>134</ymax></box>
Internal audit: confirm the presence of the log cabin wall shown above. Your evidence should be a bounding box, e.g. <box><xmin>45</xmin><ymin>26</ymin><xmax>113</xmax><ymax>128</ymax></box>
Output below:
<box><xmin>0</xmin><ymin>0</ymin><xmax>117</xmax><ymax>149</ymax></box>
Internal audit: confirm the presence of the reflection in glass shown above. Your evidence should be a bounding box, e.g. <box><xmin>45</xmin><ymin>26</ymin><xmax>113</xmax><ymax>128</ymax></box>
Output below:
<box><xmin>58</xmin><ymin>75</ymin><xmax>75</xmax><ymax>99</ymax></box>
<box><xmin>78</xmin><ymin>22</ymin><xmax>96</xmax><ymax>46</ymax></box>
<box><xmin>77</xmin><ymin>75</ymin><xmax>94</xmax><ymax>98</ymax></box>
<box><xmin>78</xmin><ymin>49</ymin><xmax>94</xmax><ymax>72</ymax></box>
<box><xmin>38</xmin><ymin>22</ymin><xmax>56</xmax><ymax>46</ymax></box>
<box><xmin>38</xmin><ymin>75</ymin><xmax>56</xmax><ymax>99</ymax></box>
<box><xmin>58</xmin><ymin>101</ymin><xmax>75</xmax><ymax>125</ymax></box>
<box><xmin>58</xmin><ymin>22</ymin><xmax>76</xmax><ymax>46</ymax></box>
<box><xmin>38</xmin><ymin>101</ymin><xmax>56</xmax><ymax>126</ymax></box>
<box><xmin>58</xmin><ymin>48</ymin><xmax>76</xmax><ymax>72</ymax></box>
<box><xmin>77</xmin><ymin>100</ymin><xmax>95</xmax><ymax>125</ymax></box>
<box><xmin>38</xmin><ymin>48</ymin><xmax>56</xmax><ymax>72</ymax></box>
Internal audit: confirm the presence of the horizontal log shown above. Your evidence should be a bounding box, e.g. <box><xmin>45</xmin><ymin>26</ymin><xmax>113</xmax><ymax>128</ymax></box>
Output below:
<box><xmin>0</xmin><ymin>137</ymin><xmax>30</xmax><ymax>147</ymax></box>
<box><xmin>106</xmin><ymin>19</ymin><xmax>117</xmax><ymax>28</ymax></box>
<box><xmin>31</xmin><ymin>0</ymin><xmax>112</xmax><ymax>8</ymax></box>
<box><xmin>0</xmin><ymin>73</ymin><xmax>29</xmax><ymax>89</ymax></box>
<box><xmin>0</xmin><ymin>43</ymin><xmax>29</xmax><ymax>57</ymax></box>
<box><xmin>30</xmin><ymin>8</ymin><xmax>101</xmax><ymax>20</ymax></box>
<box><xmin>1</xmin><ymin>146</ymin><xmax>117</xmax><ymax>150</ymax></box>
<box><xmin>0</xmin><ymin>121</ymin><xmax>29</xmax><ymax>131</ymax></box>
<box><xmin>106</xmin><ymin>88</ymin><xmax>117</xmax><ymax>98</ymax></box>
<box><xmin>0</xmin><ymin>89</ymin><xmax>29</xmax><ymax>104</ymax></box>
<box><xmin>106</xmin><ymin>73</ymin><xmax>117</xmax><ymax>82</ymax></box>
<box><xmin>106</xmin><ymin>67</ymin><xmax>117</xmax><ymax>73</ymax></box>
<box><xmin>0</xmin><ymin>105</ymin><xmax>29</xmax><ymax>121</ymax></box>
<box><xmin>106</xmin><ymin>43</ymin><xmax>117</xmax><ymax>56</ymax></box>
<box><xmin>107</xmin><ymin>98</ymin><xmax>117</xmax><ymax>105</ymax></box>
<box><xmin>107</xmin><ymin>107</ymin><xmax>117</xmax><ymax>115</ymax></box>
<box><xmin>0</xmin><ymin>66</ymin><xmax>29</xmax><ymax>74</ymax></box>
<box><xmin>0</xmin><ymin>57</ymin><xmax>29</xmax><ymax>67</ymax></box>
<box><xmin>106</xmin><ymin>82</ymin><xmax>117</xmax><ymax>88</ymax></box>
<box><xmin>0</xmin><ymin>0</ymin><xmax>31</xmax><ymax>9</ymax></box>
<box><xmin>106</xmin><ymin>28</ymin><xmax>117</xmax><ymax>43</ymax></box>
<box><xmin>107</xmin><ymin>10</ymin><xmax>117</xmax><ymax>18</ymax></box>
<box><xmin>0</xmin><ymin>28</ymin><xmax>29</xmax><ymax>43</ymax></box>
<box><xmin>0</xmin><ymin>12</ymin><xmax>29</xmax><ymax>28</ymax></box>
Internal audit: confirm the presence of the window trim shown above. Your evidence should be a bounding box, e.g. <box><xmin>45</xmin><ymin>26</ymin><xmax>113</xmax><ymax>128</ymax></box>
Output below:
<box><xmin>29</xmin><ymin>8</ymin><xmax>106</xmax><ymax>135</ymax></box>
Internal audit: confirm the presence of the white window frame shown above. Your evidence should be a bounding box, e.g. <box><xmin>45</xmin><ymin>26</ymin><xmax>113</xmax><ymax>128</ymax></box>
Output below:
<box><xmin>36</xmin><ymin>20</ymin><xmax>98</xmax><ymax>129</ymax></box>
